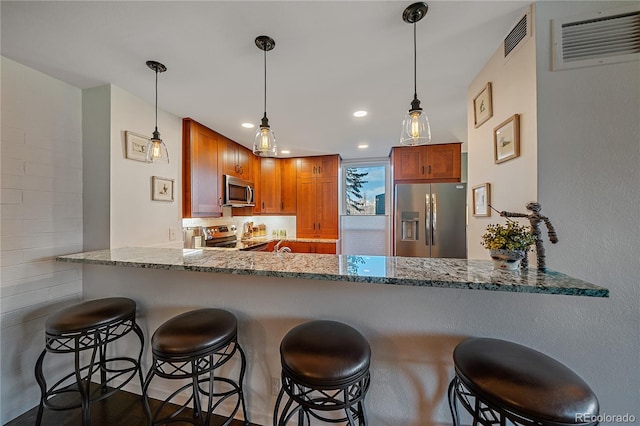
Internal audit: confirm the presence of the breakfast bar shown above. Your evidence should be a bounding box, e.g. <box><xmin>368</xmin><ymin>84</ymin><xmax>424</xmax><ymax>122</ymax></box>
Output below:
<box><xmin>55</xmin><ymin>248</ymin><xmax>609</xmax><ymax>424</ymax></box>
<box><xmin>57</xmin><ymin>247</ymin><xmax>609</xmax><ymax>297</ymax></box>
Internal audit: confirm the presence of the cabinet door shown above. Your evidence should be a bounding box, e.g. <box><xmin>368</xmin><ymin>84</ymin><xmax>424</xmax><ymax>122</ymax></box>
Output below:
<box><xmin>392</xmin><ymin>146</ymin><xmax>426</xmax><ymax>180</ymax></box>
<box><xmin>183</xmin><ymin>119</ymin><xmax>221</xmax><ymax>217</ymax></box>
<box><xmin>280</xmin><ymin>158</ymin><xmax>297</xmax><ymax>214</ymax></box>
<box><xmin>237</xmin><ymin>145</ymin><xmax>253</xmax><ymax>181</ymax></box>
<box><xmin>259</xmin><ymin>157</ymin><xmax>281</xmax><ymax>213</ymax></box>
<box><xmin>296</xmin><ymin>157</ymin><xmax>316</xmax><ymax>180</ymax></box>
<box><xmin>425</xmin><ymin>144</ymin><xmax>461</xmax><ymax>180</ymax></box>
<box><xmin>315</xmin><ymin>155</ymin><xmax>339</xmax><ymax>178</ymax></box>
<box><xmin>316</xmin><ymin>176</ymin><xmax>339</xmax><ymax>239</ymax></box>
<box><xmin>288</xmin><ymin>241</ymin><xmax>313</xmax><ymax>253</ymax></box>
<box><xmin>296</xmin><ymin>178</ymin><xmax>318</xmax><ymax>237</ymax></box>
<box><xmin>315</xmin><ymin>242</ymin><xmax>337</xmax><ymax>254</ymax></box>
<box><xmin>218</xmin><ymin>137</ymin><xmax>238</xmax><ymax>177</ymax></box>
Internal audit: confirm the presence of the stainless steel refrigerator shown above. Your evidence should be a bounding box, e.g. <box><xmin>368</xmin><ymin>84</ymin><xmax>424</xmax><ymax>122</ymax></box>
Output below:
<box><xmin>395</xmin><ymin>183</ymin><xmax>467</xmax><ymax>258</ymax></box>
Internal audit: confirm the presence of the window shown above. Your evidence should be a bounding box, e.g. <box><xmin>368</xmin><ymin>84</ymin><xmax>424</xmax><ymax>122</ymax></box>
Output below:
<box><xmin>343</xmin><ymin>164</ymin><xmax>387</xmax><ymax>215</ymax></box>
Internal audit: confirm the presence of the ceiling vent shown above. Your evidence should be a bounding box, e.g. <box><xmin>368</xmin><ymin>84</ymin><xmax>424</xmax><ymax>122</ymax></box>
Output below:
<box><xmin>504</xmin><ymin>8</ymin><xmax>532</xmax><ymax>61</ymax></box>
<box><xmin>552</xmin><ymin>5</ymin><xmax>640</xmax><ymax>71</ymax></box>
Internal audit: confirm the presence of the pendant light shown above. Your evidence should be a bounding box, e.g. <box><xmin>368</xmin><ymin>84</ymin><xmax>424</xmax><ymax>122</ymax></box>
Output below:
<box><xmin>145</xmin><ymin>60</ymin><xmax>169</xmax><ymax>163</ymax></box>
<box><xmin>400</xmin><ymin>2</ymin><xmax>432</xmax><ymax>146</ymax></box>
<box><xmin>253</xmin><ymin>36</ymin><xmax>278</xmax><ymax>157</ymax></box>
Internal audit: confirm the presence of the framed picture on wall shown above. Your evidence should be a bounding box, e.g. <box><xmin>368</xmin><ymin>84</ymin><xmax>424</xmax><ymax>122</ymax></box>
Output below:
<box><xmin>151</xmin><ymin>176</ymin><xmax>174</xmax><ymax>202</ymax></box>
<box><xmin>125</xmin><ymin>131</ymin><xmax>150</xmax><ymax>162</ymax></box>
<box><xmin>472</xmin><ymin>183</ymin><xmax>491</xmax><ymax>217</ymax></box>
<box><xmin>494</xmin><ymin>114</ymin><xmax>520</xmax><ymax>164</ymax></box>
<box><xmin>473</xmin><ymin>82</ymin><xmax>493</xmax><ymax>128</ymax></box>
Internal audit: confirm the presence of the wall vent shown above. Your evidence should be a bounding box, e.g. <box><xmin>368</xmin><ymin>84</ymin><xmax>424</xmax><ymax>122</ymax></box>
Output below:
<box><xmin>552</xmin><ymin>5</ymin><xmax>640</xmax><ymax>71</ymax></box>
<box><xmin>503</xmin><ymin>8</ymin><xmax>533</xmax><ymax>61</ymax></box>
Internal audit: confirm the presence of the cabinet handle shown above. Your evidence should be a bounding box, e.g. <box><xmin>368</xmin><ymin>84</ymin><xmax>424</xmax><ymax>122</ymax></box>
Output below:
<box><xmin>262</xmin><ymin>201</ymin><xmax>265</xmax><ymax>210</ymax></box>
<box><xmin>318</xmin><ymin>223</ymin><xmax>321</xmax><ymax>230</ymax></box>
<box><xmin>313</xmin><ymin>166</ymin><xmax>317</xmax><ymax>174</ymax></box>
<box><xmin>421</xmin><ymin>166</ymin><xmax>425</xmax><ymax>175</ymax></box>
<box><xmin>313</xmin><ymin>223</ymin><xmax>316</xmax><ymax>230</ymax></box>
<box><xmin>281</xmin><ymin>201</ymin><xmax>284</xmax><ymax>210</ymax></box>
<box><xmin>319</xmin><ymin>166</ymin><xmax>322</xmax><ymax>174</ymax></box>
<box><xmin>428</xmin><ymin>165</ymin><xmax>432</xmax><ymax>174</ymax></box>
<box><xmin>218</xmin><ymin>197</ymin><xmax>222</xmax><ymax>207</ymax></box>
<box><xmin>239</xmin><ymin>166</ymin><xmax>244</xmax><ymax>174</ymax></box>
<box><xmin>235</xmin><ymin>164</ymin><xmax>240</xmax><ymax>173</ymax></box>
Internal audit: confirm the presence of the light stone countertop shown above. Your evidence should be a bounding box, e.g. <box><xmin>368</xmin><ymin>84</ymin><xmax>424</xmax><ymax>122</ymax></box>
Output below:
<box><xmin>57</xmin><ymin>247</ymin><xmax>609</xmax><ymax>298</ymax></box>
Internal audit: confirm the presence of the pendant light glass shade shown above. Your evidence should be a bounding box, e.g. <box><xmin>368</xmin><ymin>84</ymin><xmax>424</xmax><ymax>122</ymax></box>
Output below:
<box><xmin>145</xmin><ymin>60</ymin><xmax>169</xmax><ymax>164</ymax></box>
<box><xmin>400</xmin><ymin>98</ymin><xmax>431</xmax><ymax>146</ymax></box>
<box><xmin>253</xmin><ymin>36</ymin><xmax>277</xmax><ymax>157</ymax></box>
<box><xmin>254</xmin><ymin>116</ymin><xmax>277</xmax><ymax>157</ymax></box>
<box><xmin>400</xmin><ymin>2</ymin><xmax>432</xmax><ymax>146</ymax></box>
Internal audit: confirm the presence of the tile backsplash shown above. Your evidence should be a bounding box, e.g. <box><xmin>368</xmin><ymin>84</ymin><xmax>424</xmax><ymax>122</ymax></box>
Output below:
<box><xmin>182</xmin><ymin>215</ymin><xmax>296</xmax><ymax>242</ymax></box>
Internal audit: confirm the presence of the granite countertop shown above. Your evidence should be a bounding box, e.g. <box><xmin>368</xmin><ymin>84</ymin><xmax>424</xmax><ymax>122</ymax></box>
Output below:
<box><xmin>57</xmin><ymin>247</ymin><xmax>608</xmax><ymax>298</ymax></box>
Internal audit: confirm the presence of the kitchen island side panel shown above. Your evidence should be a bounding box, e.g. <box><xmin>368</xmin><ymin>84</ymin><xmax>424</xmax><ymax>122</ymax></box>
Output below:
<box><xmin>82</xmin><ymin>263</ymin><xmax>614</xmax><ymax>426</ymax></box>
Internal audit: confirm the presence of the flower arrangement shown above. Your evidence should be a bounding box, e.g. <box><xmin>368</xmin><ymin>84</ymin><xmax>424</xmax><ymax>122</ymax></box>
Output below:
<box><xmin>481</xmin><ymin>221</ymin><xmax>536</xmax><ymax>252</ymax></box>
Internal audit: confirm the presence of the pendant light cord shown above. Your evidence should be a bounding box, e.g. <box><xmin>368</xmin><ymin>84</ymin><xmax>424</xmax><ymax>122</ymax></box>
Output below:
<box><xmin>154</xmin><ymin>67</ymin><xmax>159</xmax><ymax>132</ymax></box>
<box><xmin>413</xmin><ymin>21</ymin><xmax>417</xmax><ymax>100</ymax></box>
<box><xmin>263</xmin><ymin>47</ymin><xmax>268</xmax><ymax>119</ymax></box>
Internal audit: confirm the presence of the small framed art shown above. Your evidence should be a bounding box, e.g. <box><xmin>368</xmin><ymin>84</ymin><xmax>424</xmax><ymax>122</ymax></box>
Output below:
<box><xmin>151</xmin><ymin>176</ymin><xmax>174</xmax><ymax>202</ymax></box>
<box><xmin>125</xmin><ymin>131</ymin><xmax>149</xmax><ymax>162</ymax></box>
<box><xmin>472</xmin><ymin>183</ymin><xmax>491</xmax><ymax>217</ymax></box>
<box><xmin>494</xmin><ymin>114</ymin><xmax>520</xmax><ymax>164</ymax></box>
<box><xmin>473</xmin><ymin>82</ymin><xmax>493</xmax><ymax>128</ymax></box>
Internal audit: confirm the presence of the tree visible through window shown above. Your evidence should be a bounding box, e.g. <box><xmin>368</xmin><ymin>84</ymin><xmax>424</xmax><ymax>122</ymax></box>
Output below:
<box><xmin>344</xmin><ymin>165</ymin><xmax>385</xmax><ymax>215</ymax></box>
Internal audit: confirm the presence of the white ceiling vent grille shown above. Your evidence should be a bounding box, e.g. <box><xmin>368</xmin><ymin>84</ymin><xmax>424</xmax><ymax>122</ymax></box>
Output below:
<box><xmin>552</xmin><ymin>5</ymin><xmax>640</xmax><ymax>71</ymax></box>
<box><xmin>503</xmin><ymin>8</ymin><xmax>532</xmax><ymax>61</ymax></box>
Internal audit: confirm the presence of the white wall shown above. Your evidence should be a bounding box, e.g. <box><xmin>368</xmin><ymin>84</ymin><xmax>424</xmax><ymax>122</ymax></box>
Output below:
<box><xmin>110</xmin><ymin>85</ymin><xmax>183</xmax><ymax>248</ymax></box>
<box><xmin>0</xmin><ymin>56</ymin><xmax>84</xmax><ymax>423</ymax></box>
<box><xmin>467</xmin><ymin>6</ymin><xmax>538</xmax><ymax>260</ymax></box>
<box><xmin>534</xmin><ymin>1</ymin><xmax>640</xmax><ymax>417</ymax></box>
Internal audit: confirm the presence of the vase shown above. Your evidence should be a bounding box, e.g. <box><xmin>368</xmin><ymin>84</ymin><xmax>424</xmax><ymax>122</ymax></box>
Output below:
<box><xmin>490</xmin><ymin>249</ymin><xmax>525</xmax><ymax>271</ymax></box>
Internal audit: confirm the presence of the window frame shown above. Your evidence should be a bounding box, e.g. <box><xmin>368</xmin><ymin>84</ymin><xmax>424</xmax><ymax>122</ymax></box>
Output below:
<box><xmin>340</xmin><ymin>158</ymin><xmax>390</xmax><ymax>216</ymax></box>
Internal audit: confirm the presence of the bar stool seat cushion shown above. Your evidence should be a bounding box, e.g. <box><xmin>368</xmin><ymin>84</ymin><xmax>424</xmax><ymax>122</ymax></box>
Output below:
<box><xmin>152</xmin><ymin>308</ymin><xmax>237</xmax><ymax>358</ymax></box>
<box><xmin>453</xmin><ymin>338</ymin><xmax>599</xmax><ymax>424</ymax></box>
<box><xmin>280</xmin><ymin>320</ymin><xmax>370</xmax><ymax>387</ymax></box>
<box><xmin>45</xmin><ymin>297</ymin><xmax>136</xmax><ymax>335</ymax></box>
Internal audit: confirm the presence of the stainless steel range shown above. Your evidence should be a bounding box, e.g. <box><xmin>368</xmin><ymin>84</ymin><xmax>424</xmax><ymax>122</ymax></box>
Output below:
<box><xmin>195</xmin><ymin>224</ymin><xmax>270</xmax><ymax>251</ymax></box>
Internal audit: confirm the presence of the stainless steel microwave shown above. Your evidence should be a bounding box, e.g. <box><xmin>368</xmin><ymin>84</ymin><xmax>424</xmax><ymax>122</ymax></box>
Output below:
<box><xmin>224</xmin><ymin>175</ymin><xmax>255</xmax><ymax>207</ymax></box>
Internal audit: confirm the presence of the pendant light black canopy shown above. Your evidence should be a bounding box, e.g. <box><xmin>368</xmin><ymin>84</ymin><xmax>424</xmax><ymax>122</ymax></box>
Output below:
<box><xmin>253</xmin><ymin>35</ymin><xmax>278</xmax><ymax>157</ymax></box>
<box><xmin>400</xmin><ymin>2</ymin><xmax>432</xmax><ymax>146</ymax></box>
<box><xmin>145</xmin><ymin>60</ymin><xmax>169</xmax><ymax>163</ymax></box>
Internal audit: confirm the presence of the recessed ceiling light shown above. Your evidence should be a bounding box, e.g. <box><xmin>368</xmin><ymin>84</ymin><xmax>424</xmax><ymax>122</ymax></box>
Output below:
<box><xmin>280</xmin><ymin>150</ymin><xmax>291</xmax><ymax>154</ymax></box>
<box><xmin>241</xmin><ymin>122</ymin><xmax>255</xmax><ymax>128</ymax></box>
<box><xmin>358</xmin><ymin>144</ymin><xmax>369</xmax><ymax>149</ymax></box>
<box><xmin>353</xmin><ymin>110</ymin><xmax>368</xmax><ymax>118</ymax></box>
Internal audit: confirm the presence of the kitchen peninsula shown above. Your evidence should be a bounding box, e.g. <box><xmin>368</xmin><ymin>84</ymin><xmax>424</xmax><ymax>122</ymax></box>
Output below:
<box><xmin>57</xmin><ymin>248</ymin><xmax>609</xmax><ymax>424</ymax></box>
<box><xmin>58</xmin><ymin>247</ymin><xmax>608</xmax><ymax>297</ymax></box>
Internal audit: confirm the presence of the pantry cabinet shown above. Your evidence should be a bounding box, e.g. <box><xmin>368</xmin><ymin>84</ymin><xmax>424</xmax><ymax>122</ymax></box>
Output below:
<box><xmin>296</xmin><ymin>155</ymin><xmax>339</xmax><ymax>239</ymax></box>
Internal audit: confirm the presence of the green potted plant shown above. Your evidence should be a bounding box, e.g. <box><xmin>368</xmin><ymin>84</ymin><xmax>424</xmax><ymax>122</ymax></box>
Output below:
<box><xmin>481</xmin><ymin>221</ymin><xmax>536</xmax><ymax>270</ymax></box>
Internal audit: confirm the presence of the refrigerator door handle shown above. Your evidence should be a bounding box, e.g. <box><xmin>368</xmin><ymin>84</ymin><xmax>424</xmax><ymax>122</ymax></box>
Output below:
<box><xmin>425</xmin><ymin>194</ymin><xmax>431</xmax><ymax>247</ymax></box>
<box><xmin>431</xmin><ymin>193</ymin><xmax>437</xmax><ymax>245</ymax></box>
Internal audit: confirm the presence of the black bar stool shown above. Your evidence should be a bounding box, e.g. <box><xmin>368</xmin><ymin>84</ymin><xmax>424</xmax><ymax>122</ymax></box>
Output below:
<box><xmin>448</xmin><ymin>337</ymin><xmax>599</xmax><ymax>426</ymax></box>
<box><xmin>34</xmin><ymin>297</ymin><xmax>145</xmax><ymax>426</ymax></box>
<box><xmin>274</xmin><ymin>320</ymin><xmax>371</xmax><ymax>426</ymax></box>
<box><xmin>142</xmin><ymin>308</ymin><xmax>248</xmax><ymax>426</ymax></box>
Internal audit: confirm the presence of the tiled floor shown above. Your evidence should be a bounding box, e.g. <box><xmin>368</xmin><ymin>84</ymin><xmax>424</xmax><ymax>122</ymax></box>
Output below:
<box><xmin>7</xmin><ymin>387</ymin><xmax>260</xmax><ymax>426</ymax></box>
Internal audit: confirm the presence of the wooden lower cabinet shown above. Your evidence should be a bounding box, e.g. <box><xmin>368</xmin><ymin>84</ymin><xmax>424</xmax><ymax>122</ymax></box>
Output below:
<box><xmin>284</xmin><ymin>241</ymin><xmax>336</xmax><ymax>254</ymax></box>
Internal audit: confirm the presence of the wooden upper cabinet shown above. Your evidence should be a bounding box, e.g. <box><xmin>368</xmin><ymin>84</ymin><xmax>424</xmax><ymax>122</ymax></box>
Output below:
<box><xmin>219</xmin><ymin>137</ymin><xmax>253</xmax><ymax>181</ymax></box>
<box><xmin>296</xmin><ymin>155</ymin><xmax>338</xmax><ymax>179</ymax></box>
<box><xmin>182</xmin><ymin>118</ymin><xmax>222</xmax><ymax>217</ymax></box>
<box><xmin>392</xmin><ymin>143</ymin><xmax>461</xmax><ymax>182</ymax></box>
<box><xmin>280</xmin><ymin>158</ymin><xmax>297</xmax><ymax>214</ymax></box>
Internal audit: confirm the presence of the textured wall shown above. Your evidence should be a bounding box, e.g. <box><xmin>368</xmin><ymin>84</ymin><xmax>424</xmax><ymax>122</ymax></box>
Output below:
<box><xmin>0</xmin><ymin>57</ymin><xmax>84</xmax><ymax>423</ymax></box>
